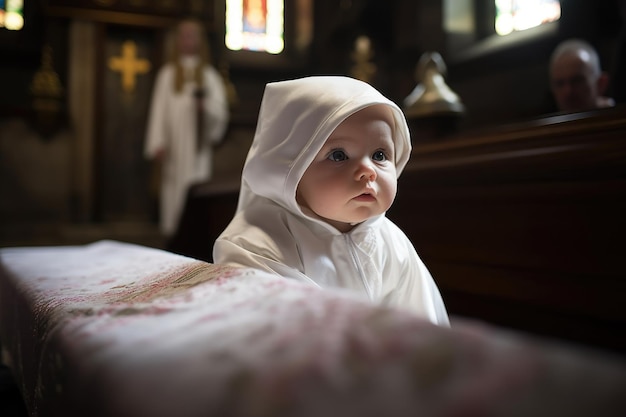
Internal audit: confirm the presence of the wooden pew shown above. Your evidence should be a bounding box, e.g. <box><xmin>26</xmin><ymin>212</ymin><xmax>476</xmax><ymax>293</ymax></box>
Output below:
<box><xmin>390</xmin><ymin>105</ymin><xmax>626</xmax><ymax>353</ymax></box>
<box><xmin>167</xmin><ymin>179</ymin><xmax>240</xmax><ymax>262</ymax></box>
<box><xmin>171</xmin><ymin>106</ymin><xmax>626</xmax><ymax>353</ymax></box>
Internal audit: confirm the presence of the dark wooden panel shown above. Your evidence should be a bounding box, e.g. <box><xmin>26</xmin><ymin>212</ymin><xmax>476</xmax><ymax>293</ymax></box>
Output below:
<box><xmin>46</xmin><ymin>0</ymin><xmax>214</xmax><ymax>28</ymax></box>
<box><xmin>167</xmin><ymin>180</ymin><xmax>239</xmax><ymax>262</ymax></box>
<box><xmin>97</xmin><ymin>25</ymin><xmax>155</xmax><ymax>223</ymax></box>
<box><xmin>389</xmin><ymin>105</ymin><xmax>626</xmax><ymax>354</ymax></box>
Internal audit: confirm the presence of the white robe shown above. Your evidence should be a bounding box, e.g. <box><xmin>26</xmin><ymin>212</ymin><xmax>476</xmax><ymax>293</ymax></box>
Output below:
<box><xmin>213</xmin><ymin>76</ymin><xmax>449</xmax><ymax>325</ymax></box>
<box><xmin>144</xmin><ymin>57</ymin><xmax>229</xmax><ymax>236</ymax></box>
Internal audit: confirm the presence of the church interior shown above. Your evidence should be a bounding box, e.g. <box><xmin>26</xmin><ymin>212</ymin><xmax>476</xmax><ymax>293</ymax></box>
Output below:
<box><xmin>1</xmin><ymin>1</ymin><xmax>626</xmax><ymax>415</ymax></box>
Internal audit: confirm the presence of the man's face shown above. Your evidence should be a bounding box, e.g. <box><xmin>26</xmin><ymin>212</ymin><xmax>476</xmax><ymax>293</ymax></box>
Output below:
<box><xmin>550</xmin><ymin>51</ymin><xmax>599</xmax><ymax>112</ymax></box>
<box><xmin>296</xmin><ymin>105</ymin><xmax>398</xmax><ymax>233</ymax></box>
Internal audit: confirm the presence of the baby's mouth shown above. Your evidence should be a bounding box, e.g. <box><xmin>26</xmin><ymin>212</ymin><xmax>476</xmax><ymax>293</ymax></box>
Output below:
<box><xmin>354</xmin><ymin>192</ymin><xmax>376</xmax><ymax>202</ymax></box>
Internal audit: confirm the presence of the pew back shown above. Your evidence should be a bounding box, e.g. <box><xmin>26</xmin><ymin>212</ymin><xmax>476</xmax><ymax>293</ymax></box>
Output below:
<box><xmin>390</xmin><ymin>106</ymin><xmax>626</xmax><ymax>352</ymax></box>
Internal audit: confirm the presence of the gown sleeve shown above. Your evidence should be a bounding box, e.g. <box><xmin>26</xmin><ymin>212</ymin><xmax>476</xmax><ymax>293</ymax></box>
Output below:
<box><xmin>213</xmin><ymin>207</ymin><xmax>320</xmax><ymax>288</ymax></box>
<box><xmin>202</xmin><ymin>65</ymin><xmax>230</xmax><ymax>146</ymax></box>
<box><xmin>144</xmin><ymin>66</ymin><xmax>171</xmax><ymax>159</ymax></box>
<box><xmin>382</xmin><ymin>232</ymin><xmax>450</xmax><ymax>326</ymax></box>
<box><xmin>214</xmin><ymin>238</ymin><xmax>320</xmax><ymax>287</ymax></box>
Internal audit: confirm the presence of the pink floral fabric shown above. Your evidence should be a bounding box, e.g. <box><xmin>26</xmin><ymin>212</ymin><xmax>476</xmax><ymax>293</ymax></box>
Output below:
<box><xmin>0</xmin><ymin>240</ymin><xmax>625</xmax><ymax>417</ymax></box>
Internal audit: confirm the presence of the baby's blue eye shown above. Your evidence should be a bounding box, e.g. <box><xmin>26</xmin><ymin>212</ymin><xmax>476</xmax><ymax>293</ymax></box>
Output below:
<box><xmin>372</xmin><ymin>150</ymin><xmax>387</xmax><ymax>162</ymax></box>
<box><xmin>328</xmin><ymin>150</ymin><xmax>348</xmax><ymax>161</ymax></box>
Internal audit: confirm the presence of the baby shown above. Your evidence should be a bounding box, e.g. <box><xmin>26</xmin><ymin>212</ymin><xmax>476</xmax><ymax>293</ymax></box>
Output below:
<box><xmin>214</xmin><ymin>76</ymin><xmax>448</xmax><ymax>325</ymax></box>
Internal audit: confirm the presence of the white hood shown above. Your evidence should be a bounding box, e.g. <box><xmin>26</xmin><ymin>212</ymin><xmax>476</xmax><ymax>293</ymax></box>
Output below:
<box><xmin>213</xmin><ymin>77</ymin><xmax>448</xmax><ymax>324</ymax></box>
<box><xmin>238</xmin><ymin>76</ymin><xmax>412</xmax><ymax>218</ymax></box>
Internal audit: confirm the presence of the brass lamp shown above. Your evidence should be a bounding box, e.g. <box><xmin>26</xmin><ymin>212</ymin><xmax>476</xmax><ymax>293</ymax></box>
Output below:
<box><xmin>403</xmin><ymin>52</ymin><xmax>465</xmax><ymax>141</ymax></box>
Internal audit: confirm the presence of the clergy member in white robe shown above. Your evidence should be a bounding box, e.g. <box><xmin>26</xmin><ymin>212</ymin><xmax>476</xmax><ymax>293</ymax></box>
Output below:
<box><xmin>145</xmin><ymin>18</ymin><xmax>229</xmax><ymax>237</ymax></box>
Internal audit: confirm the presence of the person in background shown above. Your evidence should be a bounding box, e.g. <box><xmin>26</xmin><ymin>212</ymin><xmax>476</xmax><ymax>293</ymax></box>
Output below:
<box><xmin>549</xmin><ymin>38</ymin><xmax>615</xmax><ymax>112</ymax></box>
<box><xmin>145</xmin><ymin>18</ymin><xmax>229</xmax><ymax>238</ymax></box>
<box><xmin>213</xmin><ymin>76</ymin><xmax>449</xmax><ymax>325</ymax></box>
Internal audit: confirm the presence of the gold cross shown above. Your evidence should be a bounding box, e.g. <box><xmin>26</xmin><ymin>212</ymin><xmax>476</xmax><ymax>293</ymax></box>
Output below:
<box><xmin>108</xmin><ymin>40</ymin><xmax>151</xmax><ymax>93</ymax></box>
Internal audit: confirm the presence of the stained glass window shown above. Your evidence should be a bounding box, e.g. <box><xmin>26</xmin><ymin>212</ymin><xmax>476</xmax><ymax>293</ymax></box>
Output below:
<box><xmin>495</xmin><ymin>0</ymin><xmax>560</xmax><ymax>36</ymax></box>
<box><xmin>225</xmin><ymin>0</ymin><xmax>284</xmax><ymax>54</ymax></box>
<box><xmin>0</xmin><ymin>0</ymin><xmax>24</xmax><ymax>31</ymax></box>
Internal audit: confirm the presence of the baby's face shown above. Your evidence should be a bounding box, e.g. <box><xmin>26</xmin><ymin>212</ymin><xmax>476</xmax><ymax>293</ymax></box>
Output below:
<box><xmin>296</xmin><ymin>104</ymin><xmax>398</xmax><ymax>232</ymax></box>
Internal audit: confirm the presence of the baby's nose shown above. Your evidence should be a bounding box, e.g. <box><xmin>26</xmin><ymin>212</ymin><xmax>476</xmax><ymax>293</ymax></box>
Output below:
<box><xmin>355</xmin><ymin>159</ymin><xmax>377</xmax><ymax>181</ymax></box>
